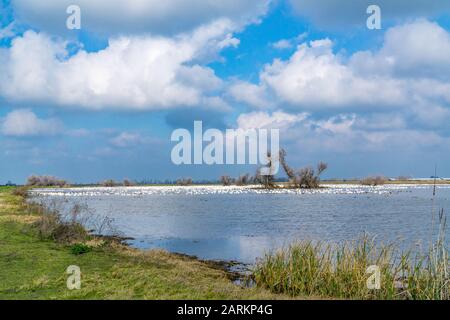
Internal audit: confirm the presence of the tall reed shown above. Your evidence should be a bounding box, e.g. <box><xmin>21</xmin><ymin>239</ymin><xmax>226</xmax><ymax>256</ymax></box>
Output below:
<box><xmin>253</xmin><ymin>227</ymin><xmax>448</xmax><ymax>299</ymax></box>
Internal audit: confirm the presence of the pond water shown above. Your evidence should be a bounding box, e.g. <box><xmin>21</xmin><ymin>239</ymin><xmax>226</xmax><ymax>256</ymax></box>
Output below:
<box><xmin>31</xmin><ymin>184</ymin><xmax>450</xmax><ymax>264</ymax></box>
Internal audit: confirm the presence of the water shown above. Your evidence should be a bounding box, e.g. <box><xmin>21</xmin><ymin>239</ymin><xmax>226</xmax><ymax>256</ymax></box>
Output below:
<box><xmin>31</xmin><ymin>184</ymin><xmax>450</xmax><ymax>264</ymax></box>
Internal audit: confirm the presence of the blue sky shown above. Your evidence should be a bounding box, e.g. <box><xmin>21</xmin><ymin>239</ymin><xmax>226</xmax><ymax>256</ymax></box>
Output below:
<box><xmin>1</xmin><ymin>0</ymin><xmax>450</xmax><ymax>183</ymax></box>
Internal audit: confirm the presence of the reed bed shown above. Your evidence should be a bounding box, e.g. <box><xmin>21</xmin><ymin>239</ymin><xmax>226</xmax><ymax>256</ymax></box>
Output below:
<box><xmin>254</xmin><ymin>218</ymin><xmax>448</xmax><ymax>300</ymax></box>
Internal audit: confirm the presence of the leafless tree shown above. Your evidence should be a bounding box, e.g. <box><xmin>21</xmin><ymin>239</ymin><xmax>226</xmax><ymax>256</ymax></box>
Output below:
<box><xmin>102</xmin><ymin>179</ymin><xmax>116</xmax><ymax>187</ymax></box>
<box><xmin>236</xmin><ymin>174</ymin><xmax>250</xmax><ymax>186</ymax></box>
<box><xmin>123</xmin><ymin>179</ymin><xmax>134</xmax><ymax>187</ymax></box>
<box><xmin>27</xmin><ymin>175</ymin><xmax>67</xmax><ymax>187</ymax></box>
<box><xmin>279</xmin><ymin>149</ymin><xmax>328</xmax><ymax>189</ymax></box>
<box><xmin>220</xmin><ymin>175</ymin><xmax>233</xmax><ymax>186</ymax></box>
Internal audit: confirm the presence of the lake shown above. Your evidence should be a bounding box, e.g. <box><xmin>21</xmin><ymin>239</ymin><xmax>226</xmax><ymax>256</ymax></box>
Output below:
<box><xmin>31</xmin><ymin>184</ymin><xmax>450</xmax><ymax>264</ymax></box>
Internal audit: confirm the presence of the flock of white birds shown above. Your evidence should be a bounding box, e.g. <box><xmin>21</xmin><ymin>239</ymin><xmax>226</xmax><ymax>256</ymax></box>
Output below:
<box><xmin>30</xmin><ymin>184</ymin><xmax>449</xmax><ymax>198</ymax></box>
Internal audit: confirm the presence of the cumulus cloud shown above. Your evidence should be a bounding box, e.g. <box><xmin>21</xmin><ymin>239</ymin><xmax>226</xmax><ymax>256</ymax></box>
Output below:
<box><xmin>11</xmin><ymin>0</ymin><xmax>271</xmax><ymax>36</ymax></box>
<box><xmin>350</xmin><ymin>20</ymin><xmax>450</xmax><ymax>79</ymax></box>
<box><xmin>0</xmin><ymin>20</ymin><xmax>237</xmax><ymax>111</ymax></box>
<box><xmin>236</xmin><ymin>110</ymin><xmax>308</xmax><ymax>130</ymax></box>
<box><xmin>270</xmin><ymin>32</ymin><xmax>308</xmax><ymax>50</ymax></box>
<box><xmin>1</xmin><ymin>109</ymin><xmax>63</xmax><ymax>137</ymax></box>
<box><xmin>289</xmin><ymin>0</ymin><xmax>450</xmax><ymax>29</ymax></box>
<box><xmin>233</xmin><ymin>21</ymin><xmax>450</xmax><ymax>128</ymax></box>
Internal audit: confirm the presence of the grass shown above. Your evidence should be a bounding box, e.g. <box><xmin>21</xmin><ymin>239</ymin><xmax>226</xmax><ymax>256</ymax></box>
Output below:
<box><xmin>0</xmin><ymin>186</ymin><xmax>285</xmax><ymax>300</ymax></box>
<box><xmin>253</xmin><ymin>236</ymin><xmax>449</xmax><ymax>300</ymax></box>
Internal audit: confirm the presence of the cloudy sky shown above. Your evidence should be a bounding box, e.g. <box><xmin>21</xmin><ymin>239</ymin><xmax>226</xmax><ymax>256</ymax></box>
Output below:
<box><xmin>1</xmin><ymin>0</ymin><xmax>450</xmax><ymax>183</ymax></box>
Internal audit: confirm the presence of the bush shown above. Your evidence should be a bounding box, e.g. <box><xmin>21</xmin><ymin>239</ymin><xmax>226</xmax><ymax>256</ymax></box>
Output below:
<box><xmin>33</xmin><ymin>212</ymin><xmax>88</xmax><ymax>243</ymax></box>
<box><xmin>236</xmin><ymin>174</ymin><xmax>250</xmax><ymax>186</ymax></box>
<box><xmin>26</xmin><ymin>175</ymin><xmax>67</xmax><ymax>187</ymax></box>
<box><xmin>255</xmin><ymin>167</ymin><xmax>276</xmax><ymax>189</ymax></box>
<box><xmin>176</xmin><ymin>178</ymin><xmax>193</xmax><ymax>186</ymax></box>
<box><xmin>220</xmin><ymin>176</ymin><xmax>233</xmax><ymax>186</ymax></box>
<box><xmin>70</xmin><ymin>243</ymin><xmax>92</xmax><ymax>255</ymax></box>
<box><xmin>101</xmin><ymin>179</ymin><xmax>117</xmax><ymax>187</ymax></box>
<box><xmin>12</xmin><ymin>186</ymin><xmax>29</xmax><ymax>197</ymax></box>
<box><xmin>361</xmin><ymin>176</ymin><xmax>387</xmax><ymax>186</ymax></box>
<box><xmin>123</xmin><ymin>179</ymin><xmax>134</xmax><ymax>187</ymax></box>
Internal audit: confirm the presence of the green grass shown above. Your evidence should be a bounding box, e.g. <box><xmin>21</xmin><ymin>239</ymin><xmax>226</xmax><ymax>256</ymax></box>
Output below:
<box><xmin>0</xmin><ymin>187</ymin><xmax>285</xmax><ymax>300</ymax></box>
<box><xmin>253</xmin><ymin>236</ymin><xmax>449</xmax><ymax>300</ymax></box>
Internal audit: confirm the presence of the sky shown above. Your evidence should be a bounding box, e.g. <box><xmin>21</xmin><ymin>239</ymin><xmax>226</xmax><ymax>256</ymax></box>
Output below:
<box><xmin>1</xmin><ymin>0</ymin><xmax>450</xmax><ymax>183</ymax></box>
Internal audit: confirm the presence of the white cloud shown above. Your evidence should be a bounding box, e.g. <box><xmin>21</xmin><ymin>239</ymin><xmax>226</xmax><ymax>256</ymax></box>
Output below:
<box><xmin>233</xmin><ymin>21</ymin><xmax>450</xmax><ymax>128</ymax></box>
<box><xmin>260</xmin><ymin>38</ymin><xmax>409</xmax><ymax>110</ymax></box>
<box><xmin>234</xmin><ymin>110</ymin><xmax>450</xmax><ymax>156</ymax></box>
<box><xmin>110</xmin><ymin>132</ymin><xmax>148</xmax><ymax>148</ymax></box>
<box><xmin>0</xmin><ymin>20</ymin><xmax>237</xmax><ymax>111</ymax></box>
<box><xmin>11</xmin><ymin>0</ymin><xmax>271</xmax><ymax>36</ymax></box>
<box><xmin>1</xmin><ymin>109</ymin><xmax>62</xmax><ymax>137</ymax></box>
<box><xmin>270</xmin><ymin>32</ymin><xmax>308</xmax><ymax>50</ymax></box>
<box><xmin>236</xmin><ymin>110</ymin><xmax>308</xmax><ymax>130</ymax></box>
<box><xmin>350</xmin><ymin>20</ymin><xmax>450</xmax><ymax>79</ymax></box>
<box><xmin>272</xmin><ymin>39</ymin><xmax>293</xmax><ymax>50</ymax></box>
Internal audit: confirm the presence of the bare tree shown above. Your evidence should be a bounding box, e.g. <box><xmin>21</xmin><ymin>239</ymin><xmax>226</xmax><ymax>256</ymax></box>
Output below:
<box><xmin>123</xmin><ymin>179</ymin><xmax>134</xmax><ymax>187</ymax></box>
<box><xmin>102</xmin><ymin>179</ymin><xmax>116</xmax><ymax>187</ymax></box>
<box><xmin>279</xmin><ymin>149</ymin><xmax>328</xmax><ymax>189</ymax></box>
<box><xmin>317</xmin><ymin>162</ymin><xmax>328</xmax><ymax>176</ymax></box>
<box><xmin>236</xmin><ymin>174</ymin><xmax>250</xmax><ymax>186</ymax></box>
<box><xmin>279</xmin><ymin>148</ymin><xmax>298</xmax><ymax>187</ymax></box>
<box><xmin>27</xmin><ymin>175</ymin><xmax>67</xmax><ymax>187</ymax></box>
<box><xmin>220</xmin><ymin>175</ymin><xmax>233</xmax><ymax>186</ymax></box>
<box><xmin>176</xmin><ymin>178</ymin><xmax>193</xmax><ymax>186</ymax></box>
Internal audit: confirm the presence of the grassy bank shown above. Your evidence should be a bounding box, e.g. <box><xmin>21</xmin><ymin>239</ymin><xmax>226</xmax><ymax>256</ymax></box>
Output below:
<box><xmin>0</xmin><ymin>186</ymin><xmax>283</xmax><ymax>300</ymax></box>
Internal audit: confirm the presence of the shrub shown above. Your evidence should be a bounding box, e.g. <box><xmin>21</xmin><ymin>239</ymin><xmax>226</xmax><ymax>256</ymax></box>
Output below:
<box><xmin>176</xmin><ymin>178</ymin><xmax>193</xmax><ymax>186</ymax></box>
<box><xmin>220</xmin><ymin>176</ymin><xmax>233</xmax><ymax>186</ymax></box>
<box><xmin>255</xmin><ymin>167</ymin><xmax>276</xmax><ymax>189</ymax></box>
<box><xmin>33</xmin><ymin>212</ymin><xmax>88</xmax><ymax>243</ymax></box>
<box><xmin>26</xmin><ymin>175</ymin><xmax>67</xmax><ymax>187</ymax></box>
<box><xmin>70</xmin><ymin>243</ymin><xmax>92</xmax><ymax>255</ymax></box>
<box><xmin>101</xmin><ymin>179</ymin><xmax>117</xmax><ymax>187</ymax></box>
<box><xmin>361</xmin><ymin>176</ymin><xmax>387</xmax><ymax>186</ymax></box>
<box><xmin>123</xmin><ymin>179</ymin><xmax>134</xmax><ymax>187</ymax></box>
<box><xmin>236</xmin><ymin>174</ymin><xmax>250</xmax><ymax>186</ymax></box>
<box><xmin>12</xmin><ymin>186</ymin><xmax>29</xmax><ymax>197</ymax></box>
